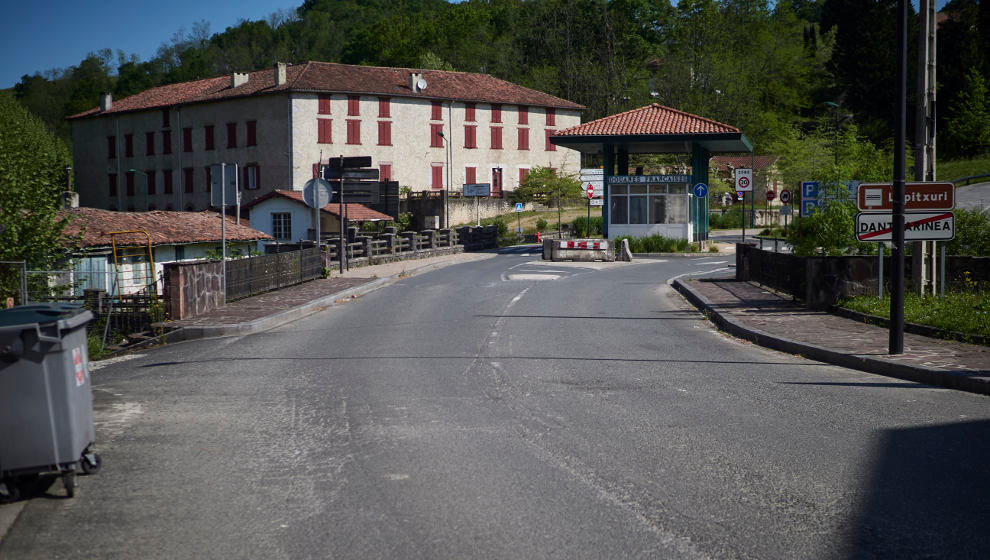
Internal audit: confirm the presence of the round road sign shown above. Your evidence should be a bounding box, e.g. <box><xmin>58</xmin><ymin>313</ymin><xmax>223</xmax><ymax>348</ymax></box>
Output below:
<box><xmin>766</xmin><ymin>190</ymin><xmax>776</xmax><ymax>201</ymax></box>
<box><xmin>737</xmin><ymin>176</ymin><xmax>750</xmax><ymax>190</ymax></box>
<box><xmin>586</xmin><ymin>183</ymin><xmax>595</xmax><ymax>199</ymax></box>
<box><xmin>779</xmin><ymin>189</ymin><xmax>791</xmax><ymax>203</ymax></box>
<box><xmin>693</xmin><ymin>183</ymin><xmax>708</xmax><ymax>198</ymax></box>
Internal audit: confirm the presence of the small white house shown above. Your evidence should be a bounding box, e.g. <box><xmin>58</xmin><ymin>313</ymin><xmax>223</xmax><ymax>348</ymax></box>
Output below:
<box><xmin>245</xmin><ymin>189</ymin><xmax>392</xmax><ymax>247</ymax></box>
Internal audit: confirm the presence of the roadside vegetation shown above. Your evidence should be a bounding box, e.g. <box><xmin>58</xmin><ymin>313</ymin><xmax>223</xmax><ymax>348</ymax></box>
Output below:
<box><xmin>839</xmin><ymin>290</ymin><xmax>990</xmax><ymax>339</ymax></box>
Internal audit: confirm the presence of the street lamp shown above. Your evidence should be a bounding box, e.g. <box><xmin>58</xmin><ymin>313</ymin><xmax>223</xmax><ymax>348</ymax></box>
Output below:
<box><xmin>436</xmin><ymin>129</ymin><xmax>451</xmax><ymax>229</ymax></box>
<box><xmin>127</xmin><ymin>168</ymin><xmax>150</xmax><ymax>211</ymax></box>
<box><xmin>824</xmin><ymin>101</ymin><xmax>853</xmax><ymax>167</ymax></box>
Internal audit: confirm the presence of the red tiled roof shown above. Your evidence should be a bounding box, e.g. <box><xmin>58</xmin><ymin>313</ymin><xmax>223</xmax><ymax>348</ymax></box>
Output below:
<box><xmin>244</xmin><ymin>190</ymin><xmax>393</xmax><ymax>221</ymax></box>
<box><xmin>554</xmin><ymin>103</ymin><xmax>738</xmax><ymax>137</ymax></box>
<box><xmin>711</xmin><ymin>155</ymin><xmax>778</xmax><ymax>173</ymax></box>
<box><xmin>68</xmin><ymin>61</ymin><xmax>584</xmax><ymax>119</ymax></box>
<box><xmin>60</xmin><ymin>207</ymin><xmax>271</xmax><ymax>248</ymax></box>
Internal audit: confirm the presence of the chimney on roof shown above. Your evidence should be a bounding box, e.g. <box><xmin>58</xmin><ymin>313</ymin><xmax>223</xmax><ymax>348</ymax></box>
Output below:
<box><xmin>410</xmin><ymin>72</ymin><xmax>423</xmax><ymax>93</ymax></box>
<box><xmin>231</xmin><ymin>72</ymin><xmax>249</xmax><ymax>88</ymax></box>
<box><xmin>99</xmin><ymin>92</ymin><xmax>112</xmax><ymax>112</ymax></box>
<box><xmin>61</xmin><ymin>191</ymin><xmax>79</xmax><ymax>209</ymax></box>
<box><xmin>274</xmin><ymin>62</ymin><xmax>287</xmax><ymax>86</ymax></box>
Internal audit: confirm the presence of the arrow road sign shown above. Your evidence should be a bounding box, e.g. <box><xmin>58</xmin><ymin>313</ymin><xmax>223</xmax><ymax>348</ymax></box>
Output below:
<box><xmin>856</xmin><ymin>182</ymin><xmax>954</xmax><ymax>211</ymax></box>
<box><xmin>855</xmin><ymin>211</ymin><xmax>955</xmax><ymax>242</ymax></box>
<box><xmin>693</xmin><ymin>183</ymin><xmax>708</xmax><ymax>198</ymax></box>
<box><xmin>326</xmin><ymin>156</ymin><xmax>372</xmax><ymax>169</ymax></box>
<box><xmin>322</xmin><ymin>167</ymin><xmax>380</xmax><ymax>180</ymax></box>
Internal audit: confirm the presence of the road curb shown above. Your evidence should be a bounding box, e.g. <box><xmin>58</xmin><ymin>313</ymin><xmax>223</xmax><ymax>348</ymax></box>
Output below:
<box><xmin>672</xmin><ymin>279</ymin><xmax>990</xmax><ymax>396</ymax></box>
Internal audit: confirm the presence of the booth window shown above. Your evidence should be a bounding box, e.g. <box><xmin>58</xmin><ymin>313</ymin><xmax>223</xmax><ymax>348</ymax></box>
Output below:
<box><xmin>610</xmin><ymin>183</ymin><xmax>688</xmax><ymax>225</ymax></box>
<box><xmin>610</xmin><ymin>185</ymin><xmax>628</xmax><ymax>224</ymax></box>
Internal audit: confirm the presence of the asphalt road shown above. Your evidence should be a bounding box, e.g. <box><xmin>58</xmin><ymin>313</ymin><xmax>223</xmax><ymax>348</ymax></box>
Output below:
<box><xmin>1</xmin><ymin>255</ymin><xmax>987</xmax><ymax>559</ymax></box>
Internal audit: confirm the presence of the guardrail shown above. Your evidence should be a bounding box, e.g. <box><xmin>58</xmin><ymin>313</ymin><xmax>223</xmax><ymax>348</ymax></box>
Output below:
<box><xmin>952</xmin><ymin>173</ymin><xmax>990</xmax><ymax>186</ymax></box>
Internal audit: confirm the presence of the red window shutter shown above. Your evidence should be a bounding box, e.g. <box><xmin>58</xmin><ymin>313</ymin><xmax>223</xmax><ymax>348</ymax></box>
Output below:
<box><xmin>545</xmin><ymin>130</ymin><xmax>556</xmax><ymax>151</ymax></box>
<box><xmin>346</xmin><ymin>120</ymin><xmax>361</xmax><ymax>144</ymax></box>
<box><xmin>431</xmin><ymin>101</ymin><xmax>442</xmax><ymax>121</ymax></box>
<box><xmin>431</xmin><ymin>123</ymin><xmax>444</xmax><ymax>147</ymax></box>
<box><xmin>184</xmin><ymin>167</ymin><xmax>193</xmax><ymax>193</ymax></box>
<box><xmin>465</xmin><ymin>102</ymin><xmax>476</xmax><ymax>122</ymax></box>
<box><xmin>226</xmin><ymin>123</ymin><xmax>237</xmax><ymax>148</ymax></box>
<box><xmin>318</xmin><ymin>95</ymin><xmax>332</xmax><ymax>114</ymax></box>
<box><xmin>348</xmin><ymin>95</ymin><xmax>360</xmax><ymax>116</ymax></box>
<box><xmin>147</xmin><ymin>170</ymin><xmax>156</xmax><ymax>195</ymax></box>
<box><xmin>126</xmin><ymin>172</ymin><xmax>135</xmax><ymax>196</ymax></box>
<box><xmin>183</xmin><ymin>127</ymin><xmax>192</xmax><ymax>152</ymax></box>
<box><xmin>246</xmin><ymin>121</ymin><xmax>257</xmax><ymax>146</ymax></box>
<box><xmin>546</xmin><ymin>107</ymin><xmax>556</xmax><ymax>126</ymax></box>
<box><xmin>162</xmin><ymin>131</ymin><xmax>171</xmax><ymax>154</ymax></box>
<box><xmin>464</xmin><ymin>125</ymin><xmax>476</xmax><ymax>148</ymax></box>
<box><xmin>107</xmin><ymin>136</ymin><xmax>116</xmax><ymax>159</ymax></box>
<box><xmin>318</xmin><ymin>118</ymin><xmax>332</xmax><ymax>144</ymax></box>
<box><xmin>465</xmin><ymin>167</ymin><xmax>476</xmax><ymax>184</ymax></box>
<box><xmin>378</xmin><ymin>97</ymin><xmax>390</xmax><ymax>118</ymax></box>
<box><xmin>205</xmin><ymin>166</ymin><xmax>212</xmax><ymax>191</ymax></box>
<box><xmin>146</xmin><ymin>132</ymin><xmax>155</xmax><ymax>155</ymax></box>
<box><xmin>163</xmin><ymin>170</ymin><xmax>173</xmax><ymax>194</ymax></box>
<box><xmin>124</xmin><ymin>134</ymin><xmax>133</xmax><ymax>157</ymax></box>
<box><xmin>108</xmin><ymin>174</ymin><xmax>117</xmax><ymax>196</ymax></box>
<box><xmin>490</xmin><ymin>127</ymin><xmax>502</xmax><ymax>150</ymax></box>
<box><xmin>380</xmin><ymin>164</ymin><xmax>392</xmax><ymax>181</ymax></box>
<box><xmin>519</xmin><ymin>168</ymin><xmax>529</xmax><ymax>184</ymax></box>
<box><xmin>161</xmin><ymin>108</ymin><xmax>170</xmax><ymax>128</ymax></box>
<box><xmin>518</xmin><ymin>105</ymin><xmax>528</xmax><ymax>124</ymax></box>
<box><xmin>431</xmin><ymin>165</ymin><xmax>443</xmax><ymax>189</ymax></box>
<box><xmin>312</xmin><ymin>163</ymin><xmax>319</xmax><ymax>179</ymax></box>
<box><xmin>518</xmin><ymin>128</ymin><xmax>529</xmax><ymax>151</ymax></box>
<box><xmin>378</xmin><ymin>121</ymin><xmax>391</xmax><ymax>146</ymax></box>
<box><xmin>204</xmin><ymin>125</ymin><xmax>214</xmax><ymax>150</ymax></box>
<box><xmin>491</xmin><ymin>104</ymin><xmax>502</xmax><ymax>123</ymax></box>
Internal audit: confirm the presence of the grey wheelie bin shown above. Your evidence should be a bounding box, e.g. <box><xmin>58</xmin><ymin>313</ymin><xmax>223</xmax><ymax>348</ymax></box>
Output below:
<box><xmin>0</xmin><ymin>303</ymin><xmax>102</xmax><ymax>500</ymax></box>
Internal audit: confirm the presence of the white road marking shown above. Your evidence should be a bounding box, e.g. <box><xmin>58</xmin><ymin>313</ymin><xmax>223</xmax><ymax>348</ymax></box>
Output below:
<box><xmin>88</xmin><ymin>353</ymin><xmax>145</xmax><ymax>371</ymax></box>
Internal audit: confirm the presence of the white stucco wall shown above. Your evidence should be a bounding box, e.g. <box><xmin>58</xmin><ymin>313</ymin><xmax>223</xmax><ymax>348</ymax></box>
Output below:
<box><xmin>248</xmin><ymin>197</ymin><xmax>322</xmax><ymax>243</ymax></box>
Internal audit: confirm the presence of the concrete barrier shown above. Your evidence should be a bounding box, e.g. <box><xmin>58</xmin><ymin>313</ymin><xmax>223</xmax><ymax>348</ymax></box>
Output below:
<box><xmin>542</xmin><ymin>239</ymin><xmax>615</xmax><ymax>262</ymax></box>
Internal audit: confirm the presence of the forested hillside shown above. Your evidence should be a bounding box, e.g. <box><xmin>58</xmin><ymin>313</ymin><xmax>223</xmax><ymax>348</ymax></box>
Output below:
<box><xmin>8</xmin><ymin>0</ymin><xmax>990</xmax><ymax>162</ymax></box>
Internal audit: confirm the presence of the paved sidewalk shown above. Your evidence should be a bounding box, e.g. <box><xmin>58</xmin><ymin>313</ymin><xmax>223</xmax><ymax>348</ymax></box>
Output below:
<box><xmin>162</xmin><ymin>252</ymin><xmax>497</xmax><ymax>341</ymax></box>
<box><xmin>674</xmin><ymin>277</ymin><xmax>990</xmax><ymax>395</ymax></box>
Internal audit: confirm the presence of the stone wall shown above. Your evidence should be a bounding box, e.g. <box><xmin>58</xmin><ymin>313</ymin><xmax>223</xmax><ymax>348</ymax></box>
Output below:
<box><xmin>163</xmin><ymin>260</ymin><xmax>224</xmax><ymax>320</ymax></box>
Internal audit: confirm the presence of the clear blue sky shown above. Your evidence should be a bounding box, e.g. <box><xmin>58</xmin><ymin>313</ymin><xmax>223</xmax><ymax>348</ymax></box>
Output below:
<box><xmin>0</xmin><ymin>0</ymin><xmax>302</xmax><ymax>89</ymax></box>
<box><xmin>1</xmin><ymin>0</ymin><xmax>951</xmax><ymax>91</ymax></box>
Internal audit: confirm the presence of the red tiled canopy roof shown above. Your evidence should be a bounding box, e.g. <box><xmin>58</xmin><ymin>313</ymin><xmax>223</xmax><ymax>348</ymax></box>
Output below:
<box><xmin>68</xmin><ymin>61</ymin><xmax>584</xmax><ymax>119</ymax></box>
<box><xmin>554</xmin><ymin>103</ymin><xmax>739</xmax><ymax>137</ymax></box>
<box><xmin>244</xmin><ymin>190</ymin><xmax>393</xmax><ymax>221</ymax></box>
<box><xmin>711</xmin><ymin>155</ymin><xmax>778</xmax><ymax>173</ymax></box>
<box><xmin>60</xmin><ymin>207</ymin><xmax>271</xmax><ymax>248</ymax></box>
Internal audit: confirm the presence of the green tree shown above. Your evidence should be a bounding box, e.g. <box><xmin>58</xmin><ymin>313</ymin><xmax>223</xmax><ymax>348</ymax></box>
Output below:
<box><xmin>945</xmin><ymin>67</ymin><xmax>990</xmax><ymax>158</ymax></box>
<box><xmin>945</xmin><ymin>207</ymin><xmax>990</xmax><ymax>256</ymax></box>
<box><xmin>0</xmin><ymin>92</ymin><xmax>76</xmax><ymax>278</ymax></box>
<box><xmin>509</xmin><ymin>167</ymin><xmax>583</xmax><ymax>206</ymax></box>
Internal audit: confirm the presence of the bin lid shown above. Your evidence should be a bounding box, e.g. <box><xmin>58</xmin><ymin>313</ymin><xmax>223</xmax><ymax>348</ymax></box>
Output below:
<box><xmin>0</xmin><ymin>303</ymin><xmax>87</xmax><ymax>327</ymax></box>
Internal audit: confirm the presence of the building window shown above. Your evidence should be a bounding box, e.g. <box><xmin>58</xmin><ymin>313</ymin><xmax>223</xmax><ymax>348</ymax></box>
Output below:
<box><xmin>491</xmin><ymin>104</ymin><xmax>502</xmax><ymax>123</ymax></box>
<box><xmin>491</xmin><ymin>167</ymin><xmax>503</xmax><ymax>195</ymax></box>
<box><xmin>517</xmin><ymin>128</ymin><xmax>529</xmax><ymax>151</ymax></box>
<box><xmin>430</xmin><ymin>123</ymin><xmax>444</xmax><ymax>148</ymax></box>
<box><xmin>107</xmin><ymin>136</ymin><xmax>116</xmax><ymax>159</ymax></box>
<box><xmin>183</xmin><ymin>167</ymin><xmax>194</xmax><ymax>193</ymax></box>
<box><xmin>465</xmin><ymin>166</ymin><xmax>476</xmax><ymax>184</ymax></box>
<box><xmin>108</xmin><ymin>173</ymin><xmax>117</xmax><ymax>196</ymax></box>
<box><xmin>126</xmin><ymin>171</ymin><xmax>135</xmax><ymax>196</ymax></box>
<box><xmin>146</xmin><ymin>170</ymin><xmax>156</xmax><ymax>195</ymax></box>
<box><xmin>490</xmin><ymin>127</ymin><xmax>502</xmax><ymax>150</ymax></box>
<box><xmin>162</xmin><ymin>131</ymin><xmax>172</xmax><ymax>154</ymax></box>
<box><xmin>545</xmin><ymin>130</ymin><xmax>556</xmax><ymax>151</ymax></box>
<box><xmin>609</xmin><ymin>183</ymin><xmax>687</xmax><ymax>226</ymax></box>
<box><xmin>347</xmin><ymin>95</ymin><xmax>360</xmax><ymax>116</ymax></box>
<box><xmin>465</xmin><ymin>102</ymin><xmax>476</xmax><ymax>122</ymax></box>
<box><xmin>464</xmin><ymin>125</ymin><xmax>477</xmax><ymax>149</ymax></box>
<box><xmin>346</xmin><ymin>119</ymin><xmax>361</xmax><ymax>145</ymax></box>
<box><xmin>174</xmin><ymin>245</ymin><xmax>185</xmax><ymax>260</ymax></box>
<box><xmin>546</xmin><ymin>107</ymin><xmax>556</xmax><ymax>126</ymax></box>
<box><xmin>244</xmin><ymin>164</ymin><xmax>259</xmax><ymax>190</ymax></box>
<box><xmin>318</xmin><ymin>94</ymin><xmax>332</xmax><ymax>115</ymax></box>
<box><xmin>162</xmin><ymin>108</ymin><xmax>170</xmax><ymax>128</ymax></box>
<box><xmin>246</xmin><ymin>120</ymin><xmax>257</xmax><ymax>146</ymax></box>
<box><xmin>431</xmin><ymin>164</ymin><xmax>443</xmax><ymax>190</ymax></box>
<box><xmin>518</xmin><ymin>105</ymin><xmax>528</xmax><ymax>124</ymax></box>
<box><xmin>317</xmin><ymin>118</ymin><xmax>333</xmax><ymax>144</ymax></box>
<box><xmin>431</xmin><ymin>101</ymin><xmax>443</xmax><ymax>121</ymax></box>
<box><xmin>519</xmin><ymin>168</ymin><xmax>529</xmax><ymax>184</ymax></box>
<box><xmin>378</xmin><ymin>97</ymin><xmax>390</xmax><ymax>118</ymax></box>
<box><xmin>124</xmin><ymin>134</ymin><xmax>133</xmax><ymax>157</ymax></box>
<box><xmin>204</xmin><ymin>125</ymin><xmax>214</xmax><ymax>150</ymax></box>
<box><xmin>145</xmin><ymin>131</ymin><xmax>155</xmax><ymax>155</ymax></box>
<box><xmin>205</xmin><ymin>166</ymin><xmax>212</xmax><ymax>192</ymax></box>
<box><xmin>183</xmin><ymin>127</ymin><xmax>193</xmax><ymax>153</ymax></box>
<box><xmin>380</xmin><ymin>164</ymin><xmax>392</xmax><ymax>181</ymax></box>
<box><xmin>272</xmin><ymin>212</ymin><xmax>292</xmax><ymax>240</ymax></box>
<box><xmin>378</xmin><ymin>121</ymin><xmax>392</xmax><ymax>146</ymax></box>
<box><xmin>226</xmin><ymin>123</ymin><xmax>237</xmax><ymax>148</ymax></box>
<box><xmin>163</xmin><ymin>169</ymin><xmax>173</xmax><ymax>194</ymax></box>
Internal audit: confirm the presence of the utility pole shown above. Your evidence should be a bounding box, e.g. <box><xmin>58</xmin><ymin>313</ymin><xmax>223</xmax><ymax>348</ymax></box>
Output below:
<box><xmin>913</xmin><ymin>0</ymin><xmax>938</xmax><ymax>296</ymax></box>
<box><xmin>890</xmin><ymin>0</ymin><xmax>907</xmax><ymax>354</ymax></box>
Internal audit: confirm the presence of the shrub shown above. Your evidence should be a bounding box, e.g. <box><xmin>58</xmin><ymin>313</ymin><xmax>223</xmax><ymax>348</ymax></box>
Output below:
<box><xmin>536</xmin><ymin>218</ymin><xmax>548</xmax><ymax>231</ymax></box>
<box><xmin>571</xmin><ymin>216</ymin><xmax>603</xmax><ymax>237</ymax></box>
<box><xmin>614</xmin><ymin>234</ymin><xmax>699</xmax><ymax>253</ymax></box>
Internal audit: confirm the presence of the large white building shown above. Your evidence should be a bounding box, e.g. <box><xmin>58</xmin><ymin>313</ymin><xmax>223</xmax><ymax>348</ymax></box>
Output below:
<box><xmin>68</xmin><ymin>61</ymin><xmax>584</xmax><ymax>213</ymax></box>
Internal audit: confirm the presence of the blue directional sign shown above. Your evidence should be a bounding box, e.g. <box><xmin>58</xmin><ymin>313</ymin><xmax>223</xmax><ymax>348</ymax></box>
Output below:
<box><xmin>693</xmin><ymin>183</ymin><xmax>708</xmax><ymax>198</ymax></box>
<box><xmin>514</xmin><ymin>202</ymin><xmax>524</xmax><ymax>212</ymax></box>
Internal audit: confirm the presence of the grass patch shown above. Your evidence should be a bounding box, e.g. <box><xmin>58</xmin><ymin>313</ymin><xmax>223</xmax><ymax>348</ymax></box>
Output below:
<box><xmin>938</xmin><ymin>156</ymin><xmax>990</xmax><ymax>183</ymax></box>
<box><xmin>838</xmin><ymin>291</ymin><xmax>990</xmax><ymax>339</ymax></box>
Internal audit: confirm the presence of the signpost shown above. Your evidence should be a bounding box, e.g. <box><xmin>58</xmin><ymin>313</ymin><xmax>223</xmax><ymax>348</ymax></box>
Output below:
<box><xmin>855</xmin><ymin>211</ymin><xmax>955</xmax><ymax>242</ymax></box>
<box><xmin>856</xmin><ymin>182</ymin><xmax>953</xmax><ymax>211</ymax></box>
<box><xmin>464</xmin><ymin>183</ymin><xmax>490</xmax><ymax>226</ymax></box>
<box><xmin>515</xmin><ymin>202</ymin><xmax>524</xmax><ymax>233</ymax></box>
<box><xmin>303</xmin><ymin>178</ymin><xmax>333</xmax><ymax>247</ymax></box>
<box><xmin>735</xmin><ymin>169</ymin><xmax>752</xmax><ymax>240</ymax></box>
<box><xmin>210</xmin><ymin>163</ymin><xmax>239</xmax><ymax>300</ymax></box>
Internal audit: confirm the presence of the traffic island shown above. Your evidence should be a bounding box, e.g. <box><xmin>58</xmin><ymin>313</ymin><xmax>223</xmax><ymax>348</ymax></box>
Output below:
<box><xmin>542</xmin><ymin>239</ymin><xmax>615</xmax><ymax>262</ymax></box>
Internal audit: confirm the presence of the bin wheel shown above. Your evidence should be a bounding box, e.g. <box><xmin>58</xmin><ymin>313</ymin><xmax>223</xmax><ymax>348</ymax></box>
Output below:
<box><xmin>0</xmin><ymin>481</ymin><xmax>20</xmax><ymax>504</ymax></box>
<box><xmin>62</xmin><ymin>471</ymin><xmax>75</xmax><ymax>498</ymax></box>
<box><xmin>80</xmin><ymin>452</ymin><xmax>102</xmax><ymax>475</ymax></box>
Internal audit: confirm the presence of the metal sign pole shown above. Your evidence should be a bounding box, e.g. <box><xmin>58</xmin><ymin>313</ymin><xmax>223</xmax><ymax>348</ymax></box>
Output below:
<box><xmin>339</xmin><ymin>154</ymin><xmax>346</xmax><ymax>272</ymax></box>
<box><xmin>220</xmin><ymin>163</ymin><xmax>227</xmax><ymax>301</ymax></box>
<box><xmin>878</xmin><ymin>243</ymin><xmax>884</xmax><ymax>298</ymax></box>
<box><xmin>890</xmin><ymin>0</ymin><xmax>908</xmax><ymax>354</ymax></box>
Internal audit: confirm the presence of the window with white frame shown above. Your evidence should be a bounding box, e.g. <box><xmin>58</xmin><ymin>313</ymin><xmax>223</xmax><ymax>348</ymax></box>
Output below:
<box><xmin>609</xmin><ymin>183</ymin><xmax>688</xmax><ymax>225</ymax></box>
<box><xmin>272</xmin><ymin>212</ymin><xmax>292</xmax><ymax>240</ymax></box>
